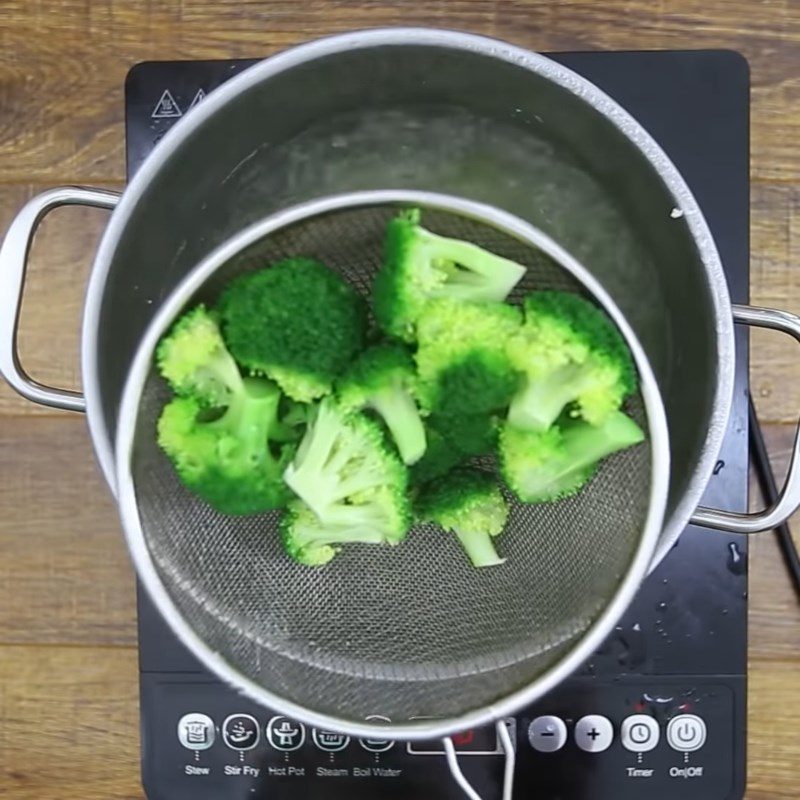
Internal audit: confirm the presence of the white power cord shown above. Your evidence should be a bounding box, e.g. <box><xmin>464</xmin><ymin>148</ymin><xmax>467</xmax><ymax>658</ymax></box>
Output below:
<box><xmin>497</xmin><ymin>718</ymin><xmax>516</xmax><ymax>800</ymax></box>
<box><xmin>442</xmin><ymin>719</ymin><xmax>516</xmax><ymax>800</ymax></box>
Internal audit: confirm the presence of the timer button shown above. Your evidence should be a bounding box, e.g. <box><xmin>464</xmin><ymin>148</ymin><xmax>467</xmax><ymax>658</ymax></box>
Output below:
<box><xmin>621</xmin><ymin>715</ymin><xmax>660</xmax><ymax>753</ymax></box>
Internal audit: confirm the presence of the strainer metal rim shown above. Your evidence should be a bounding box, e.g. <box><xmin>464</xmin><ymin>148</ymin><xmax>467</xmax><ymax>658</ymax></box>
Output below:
<box><xmin>115</xmin><ymin>189</ymin><xmax>670</xmax><ymax>740</ymax></box>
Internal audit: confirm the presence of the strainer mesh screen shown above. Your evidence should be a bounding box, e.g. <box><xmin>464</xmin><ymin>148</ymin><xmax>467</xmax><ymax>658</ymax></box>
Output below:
<box><xmin>131</xmin><ymin>205</ymin><xmax>652</xmax><ymax>724</ymax></box>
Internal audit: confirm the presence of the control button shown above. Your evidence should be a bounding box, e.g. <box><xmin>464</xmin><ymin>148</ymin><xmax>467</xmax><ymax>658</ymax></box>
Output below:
<box><xmin>621</xmin><ymin>715</ymin><xmax>660</xmax><ymax>753</ymax></box>
<box><xmin>222</xmin><ymin>714</ymin><xmax>260</xmax><ymax>750</ymax></box>
<box><xmin>574</xmin><ymin>715</ymin><xmax>613</xmax><ymax>753</ymax></box>
<box><xmin>359</xmin><ymin>715</ymin><xmax>395</xmax><ymax>753</ymax></box>
<box><xmin>178</xmin><ymin>713</ymin><xmax>215</xmax><ymax>750</ymax></box>
<box><xmin>666</xmin><ymin>714</ymin><xmax>706</xmax><ymax>752</ymax></box>
<box><xmin>266</xmin><ymin>716</ymin><xmax>305</xmax><ymax>751</ymax></box>
<box><xmin>528</xmin><ymin>716</ymin><xmax>567</xmax><ymax>753</ymax></box>
<box><xmin>312</xmin><ymin>729</ymin><xmax>350</xmax><ymax>752</ymax></box>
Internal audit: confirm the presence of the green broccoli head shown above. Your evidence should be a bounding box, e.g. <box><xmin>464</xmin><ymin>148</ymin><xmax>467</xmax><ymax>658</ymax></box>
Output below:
<box><xmin>415</xmin><ymin>299</ymin><xmax>522</xmax><ymax>415</ymax></box>
<box><xmin>416</xmin><ymin>467</ymin><xmax>509</xmax><ymax>568</ymax></box>
<box><xmin>373</xmin><ymin>208</ymin><xmax>526</xmax><ymax>341</ymax></box>
<box><xmin>408</xmin><ymin>413</ymin><xmax>498</xmax><ymax>489</ymax></box>
<box><xmin>157</xmin><ymin>377</ymin><xmax>295</xmax><ymax>515</ymax></box>
<box><xmin>280</xmin><ymin>500</ymin><xmax>390</xmax><ymax>567</ymax></box>
<box><xmin>219</xmin><ymin>258</ymin><xmax>367</xmax><ymax>402</ymax></box>
<box><xmin>409</xmin><ymin>425</ymin><xmax>467</xmax><ymax>488</ymax></box>
<box><xmin>156</xmin><ymin>304</ymin><xmax>243</xmax><ymax>406</ymax></box>
<box><xmin>507</xmin><ymin>291</ymin><xmax>637</xmax><ymax>431</ymax></box>
<box><xmin>427</xmin><ymin>412</ymin><xmax>499</xmax><ymax>457</ymax></box>
<box><xmin>498</xmin><ymin>410</ymin><xmax>645</xmax><ymax>503</ymax></box>
<box><xmin>282</xmin><ymin>399</ymin><xmax>412</xmax><ymax>548</ymax></box>
<box><xmin>337</xmin><ymin>343</ymin><xmax>426</xmax><ymax>465</ymax></box>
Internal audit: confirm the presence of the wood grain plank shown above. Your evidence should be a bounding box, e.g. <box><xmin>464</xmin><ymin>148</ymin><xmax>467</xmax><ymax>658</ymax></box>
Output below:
<box><xmin>747</xmin><ymin>422</ymin><xmax>800</xmax><ymax>659</ymax></box>
<box><xmin>750</xmin><ymin>182</ymin><xmax>800</xmax><ymax>425</ymax></box>
<box><xmin>0</xmin><ymin>415</ymin><xmax>136</xmax><ymax>646</ymax></box>
<box><xmin>0</xmin><ymin>1</ymin><xmax>797</xmax><ymax>183</ymax></box>
<box><xmin>747</xmin><ymin>658</ymin><xmax>800</xmax><ymax>798</ymax></box>
<box><xmin>0</xmin><ymin>644</ymin><xmax>141</xmax><ymax>799</ymax></box>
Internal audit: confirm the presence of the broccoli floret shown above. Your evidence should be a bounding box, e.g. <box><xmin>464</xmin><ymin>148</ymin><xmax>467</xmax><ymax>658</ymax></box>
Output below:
<box><xmin>409</xmin><ymin>414</ymin><xmax>497</xmax><ymax>489</ymax></box>
<box><xmin>417</xmin><ymin>468</ymin><xmax>509</xmax><ymax>568</ymax></box>
<box><xmin>428</xmin><ymin>412</ymin><xmax>499</xmax><ymax>457</ymax></box>
<box><xmin>373</xmin><ymin>208</ymin><xmax>526</xmax><ymax>341</ymax></box>
<box><xmin>506</xmin><ymin>291</ymin><xmax>637</xmax><ymax>431</ymax></box>
<box><xmin>337</xmin><ymin>343</ymin><xmax>426</xmax><ymax>465</ymax></box>
<box><xmin>283</xmin><ymin>399</ymin><xmax>412</xmax><ymax>544</ymax></box>
<box><xmin>280</xmin><ymin>500</ymin><xmax>390</xmax><ymax>567</ymax></box>
<box><xmin>498</xmin><ymin>411</ymin><xmax>645</xmax><ymax>503</ymax></box>
<box><xmin>410</xmin><ymin>425</ymin><xmax>467</xmax><ymax>487</ymax></box>
<box><xmin>157</xmin><ymin>377</ymin><xmax>294</xmax><ymax>515</ymax></box>
<box><xmin>156</xmin><ymin>304</ymin><xmax>243</xmax><ymax>406</ymax></box>
<box><xmin>219</xmin><ymin>258</ymin><xmax>367</xmax><ymax>402</ymax></box>
<box><xmin>415</xmin><ymin>299</ymin><xmax>522</xmax><ymax>415</ymax></box>
<box><xmin>273</xmin><ymin>398</ymin><xmax>312</xmax><ymax>444</ymax></box>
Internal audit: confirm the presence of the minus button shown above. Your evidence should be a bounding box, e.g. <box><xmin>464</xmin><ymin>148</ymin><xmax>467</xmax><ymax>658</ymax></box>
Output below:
<box><xmin>528</xmin><ymin>716</ymin><xmax>567</xmax><ymax>753</ymax></box>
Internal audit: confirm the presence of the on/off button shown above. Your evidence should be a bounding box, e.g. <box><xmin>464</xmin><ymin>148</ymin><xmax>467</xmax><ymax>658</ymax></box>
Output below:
<box><xmin>666</xmin><ymin>715</ymin><xmax>707</xmax><ymax>753</ymax></box>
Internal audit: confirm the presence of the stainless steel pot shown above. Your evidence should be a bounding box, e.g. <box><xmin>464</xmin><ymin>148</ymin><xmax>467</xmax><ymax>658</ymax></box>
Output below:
<box><xmin>2</xmin><ymin>28</ymin><xmax>799</xmax><ymax>568</ymax></box>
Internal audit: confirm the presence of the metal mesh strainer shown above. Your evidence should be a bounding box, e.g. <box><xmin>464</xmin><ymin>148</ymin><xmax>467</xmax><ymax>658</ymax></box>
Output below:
<box><xmin>115</xmin><ymin>191</ymin><xmax>669</xmax><ymax>746</ymax></box>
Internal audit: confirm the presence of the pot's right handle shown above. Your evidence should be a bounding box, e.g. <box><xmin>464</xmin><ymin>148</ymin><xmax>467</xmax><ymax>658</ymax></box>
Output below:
<box><xmin>691</xmin><ymin>304</ymin><xmax>800</xmax><ymax>534</ymax></box>
<box><xmin>0</xmin><ymin>186</ymin><xmax>120</xmax><ymax>412</ymax></box>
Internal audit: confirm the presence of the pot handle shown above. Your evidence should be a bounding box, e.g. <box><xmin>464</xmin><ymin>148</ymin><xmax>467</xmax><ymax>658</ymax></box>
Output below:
<box><xmin>691</xmin><ymin>304</ymin><xmax>800</xmax><ymax>534</ymax></box>
<box><xmin>0</xmin><ymin>186</ymin><xmax>120</xmax><ymax>412</ymax></box>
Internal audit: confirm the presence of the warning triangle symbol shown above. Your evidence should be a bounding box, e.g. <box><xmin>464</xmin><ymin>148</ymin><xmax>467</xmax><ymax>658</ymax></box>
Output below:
<box><xmin>151</xmin><ymin>89</ymin><xmax>182</xmax><ymax>119</ymax></box>
<box><xmin>189</xmin><ymin>88</ymin><xmax>206</xmax><ymax>110</ymax></box>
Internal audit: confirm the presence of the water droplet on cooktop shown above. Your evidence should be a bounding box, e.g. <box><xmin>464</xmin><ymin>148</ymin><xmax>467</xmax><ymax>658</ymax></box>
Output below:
<box><xmin>656</xmin><ymin>601</ymin><xmax>668</xmax><ymax>611</ymax></box>
<box><xmin>727</xmin><ymin>542</ymin><xmax>745</xmax><ymax>575</ymax></box>
<box><xmin>662</xmin><ymin>579</ymin><xmax>669</xmax><ymax>585</ymax></box>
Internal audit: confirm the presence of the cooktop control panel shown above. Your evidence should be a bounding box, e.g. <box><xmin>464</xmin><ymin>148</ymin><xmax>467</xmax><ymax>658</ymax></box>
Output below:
<box><xmin>141</xmin><ymin>674</ymin><xmax>743</xmax><ymax>800</ymax></box>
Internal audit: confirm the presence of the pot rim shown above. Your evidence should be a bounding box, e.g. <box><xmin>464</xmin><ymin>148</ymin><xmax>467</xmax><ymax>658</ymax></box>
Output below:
<box><xmin>81</xmin><ymin>27</ymin><xmax>734</xmax><ymax>569</ymax></box>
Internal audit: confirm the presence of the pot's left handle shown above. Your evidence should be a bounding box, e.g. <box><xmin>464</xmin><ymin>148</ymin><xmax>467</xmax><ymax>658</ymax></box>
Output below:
<box><xmin>691</xmin><ymin>304</ymin><xmax>800</xmax><ymax>534</ymax></box>
<box><xmin>0</xmin><ymin>186</ymin><xmax>120</xmax><ymax>412</ymax></box>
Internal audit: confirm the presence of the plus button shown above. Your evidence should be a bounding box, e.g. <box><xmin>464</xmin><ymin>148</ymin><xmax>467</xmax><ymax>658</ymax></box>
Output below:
<box><xmin>586</xmin><ymin>727</ymin><xmax>601</xmax><ymax>741</ymax></box>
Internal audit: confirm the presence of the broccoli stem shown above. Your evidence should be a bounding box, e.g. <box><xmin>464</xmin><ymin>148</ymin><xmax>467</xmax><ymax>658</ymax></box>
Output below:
<box><xmin>509</xmin><ymin>364</ymin><xmax>591</xmax><ymax>431</ymax></box>
<box><xmin>286</xmin><ymin>403</ymin><xmax>386</xmax><ymax>515</ymax></box>
<box><xmin>416</xmin><ymin>228</ymin><xmax>525</xmax><ymax>301</ymax></box>
<box><xmin>369</xmin><ymin>387</ymin><xmax>426</xmax><ymax>465</ymax></box>
<box><xmin>212</xmin><ymin>378</ymin><xmax>280</xmax><ymax>467</ymax></box>
<box><xmin>453</xmin><ymin>528</ymin><xmax>506</xmax><ymax>568</ymax></box>
<box><xmin>561</xmin><ymin>410</ymin><xmax>644</xmax><ymax>463</ymax></box>
<box><xmin>541</xmin><ymin>412</ymin><xmax>645</xmax><ymax>494</ymax></box>
<box><xmin>300</xmin><ymin>527</ymin><xmax>387</xmax><ymax>548</ymax></box>
<box><xmin>193</xmin><ymin>347</ymin><xmax>245</xmax><ymax>403</ymax></box>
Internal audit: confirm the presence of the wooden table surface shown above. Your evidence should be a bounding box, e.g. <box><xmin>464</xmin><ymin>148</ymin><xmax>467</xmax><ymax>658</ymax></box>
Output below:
<box><xmin>1</xmin><ymin>1</ymin><xmax>799</xmax><ymax>798</ymax></box>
